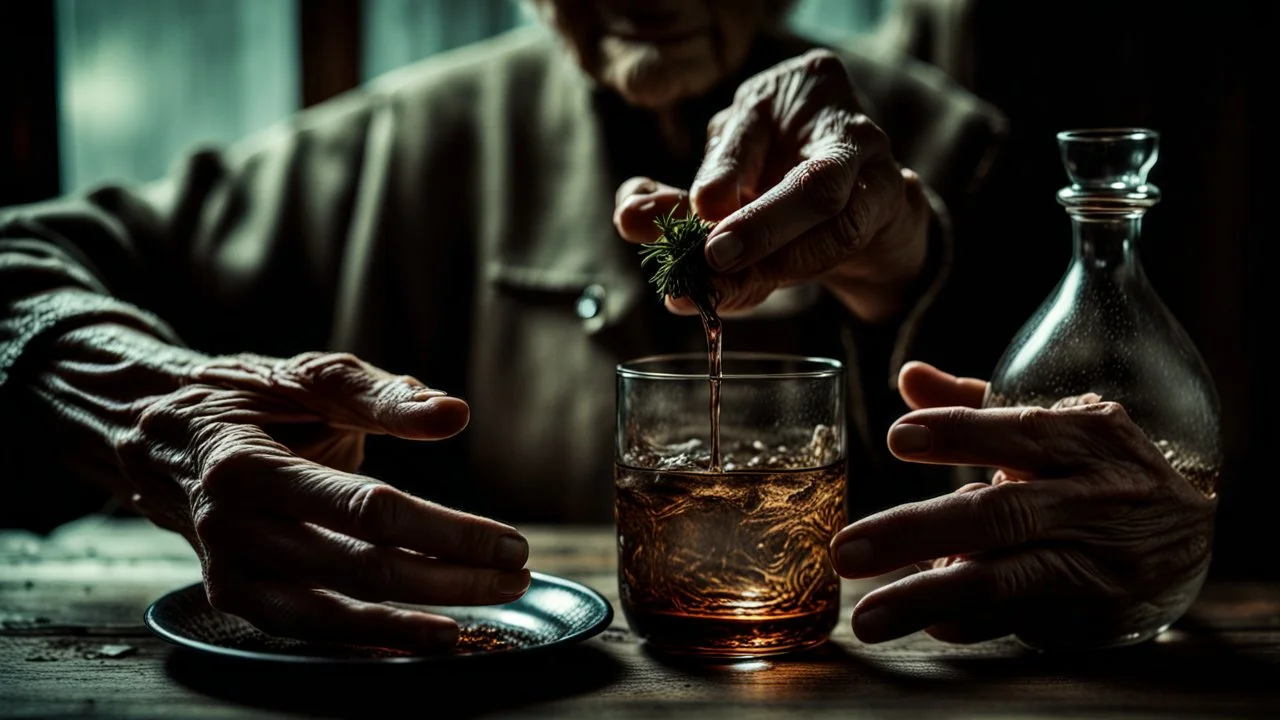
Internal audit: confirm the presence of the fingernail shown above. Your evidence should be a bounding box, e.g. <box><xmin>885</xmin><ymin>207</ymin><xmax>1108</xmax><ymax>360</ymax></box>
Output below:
<box><xmin>496</xmin><ymin>535</ymin><xmax>529</xmax><ymax>568</ymax></box>
<box><xmin>854</xmin><ymin>606</ymin><xmax>898</xmax><ymax>643</ymax></box>
<box><xmin>706</xmin><ymin>232</ymin><xmax>742</xmax><ymax>271</ymax></box>
<box><xmin>428</xmin><ymin>624</ymin><xmax>459</xmax><ymax>648</ymax></box>
<box><xmin>412</xmin><ymin>389</ymin><xmax>446</xmax><ymax>402</ymax></box>
<box><xmin>888</xmin><ymin>423</ymin><xmax>931</xmax><ymax>454</ymax></box>
<box><xmin>495</xmin><ymin>570</ymin><xmax>531</xmax><ymax>597</ymax></box>
<box><xmin>834</xmin><ymin>538</ymin><xmax>873</xmax><ymax>574</ymax></box>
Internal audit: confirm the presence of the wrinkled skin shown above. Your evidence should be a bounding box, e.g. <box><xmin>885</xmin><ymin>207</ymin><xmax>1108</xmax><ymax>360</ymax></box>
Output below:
<box><xmin>614</xmin><ymin>48</ymin><xmax>931</xmax><ymax>323</ymax></box>
<box><xmin>830</xmin><ymin>361</ymin><xmax>1216</xmax><ymax>649</ymax></box>
<box><xmin>31</xmin><ymin>324</ymin><xmax>531</xmax><ymax>652</ymax></box>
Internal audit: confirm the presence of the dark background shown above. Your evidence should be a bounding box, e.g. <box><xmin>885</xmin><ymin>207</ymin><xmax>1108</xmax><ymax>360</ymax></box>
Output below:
<box><xmin>3</xmin><ymin>0</ymin><xmax>1274</xmax><ymax>577</ymax></box>
<box><xmin>887</xmin><ymin>0</ymin><xmax>1274</xmax><ymax>579</ymax></box>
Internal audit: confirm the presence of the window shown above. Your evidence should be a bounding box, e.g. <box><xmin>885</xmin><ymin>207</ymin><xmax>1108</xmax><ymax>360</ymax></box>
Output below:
<box><xmin>55</xmin><ymin>0</ymin><xmax>300</xmax><ymax>193</ymax></box>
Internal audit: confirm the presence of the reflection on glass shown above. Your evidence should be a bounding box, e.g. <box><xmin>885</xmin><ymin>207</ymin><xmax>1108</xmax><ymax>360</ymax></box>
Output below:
<box><xmin>55</xmin><ymin>0</ymin><xmax>299</xmax><ymax>193</ymax></box>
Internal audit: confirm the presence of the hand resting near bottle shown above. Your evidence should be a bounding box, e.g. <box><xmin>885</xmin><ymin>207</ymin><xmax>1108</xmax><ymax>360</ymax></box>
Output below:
<box><xmin>830</xmin><ymin>360</ymin><xmax>1216</xmax><ymax>649</ymax></box>
<box><xmin>30</xmin><ymin>323</ymin><xmax>530</xmax><ymax>651</ymax></box>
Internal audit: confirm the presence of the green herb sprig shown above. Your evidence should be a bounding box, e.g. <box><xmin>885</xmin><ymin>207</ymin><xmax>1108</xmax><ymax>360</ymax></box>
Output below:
<box><xmin>638</xmin><ymin>207</ymin><xmax>719</xmax><ymax>314</ymax></box>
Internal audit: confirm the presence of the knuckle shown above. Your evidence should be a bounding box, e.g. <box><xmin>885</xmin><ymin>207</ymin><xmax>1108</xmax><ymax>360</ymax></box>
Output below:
<box><xmin>198</xmin><ymin>437</ymin><xmax>258</xmax><ymax>497</ymax></box>
<box><xmin>353</xmin><ymin>546</ymin><xmax>397</xmax><ymax>598</ymax></box>
<box><xmin>796</xmin><ymin>157</ymin><xmax>853</xmax><ymax>218</ymax></box>
<box><xmin>990</xmin><ymin>555</ymin><xmax>1041</xmax><ymax>602</ymax></box>
<box><xmin>733</xmin><ymin>71</ymin><xmax>777</xmax><ymax>109</ymax></box>
<box><xmin>1090</xmin><ymin>401</ymin><xmax>1134</xmax><ymax>429</ymax></box>
<box><xmin>352</xmin><ymin>482</ymin><xmax>403</xmax><ymax>542</ymax></box>
<box><xmin>112</xmin><ymin>426</ymin><xmax>148</xmax><ymax>471</ymax></box>
<box><xmin>465</xmin><ymin>570</ymin><xmax>494</xmax><ymax>601</ymax></box>
<box><xmin>133</xmin><ymin>389</ymin><xmax>204</xmax><ymax>439</ymax></box>
<box><xmin>706</xmin><ymin>108</ymin><xmax>733</xmax><ymax>138</ymax></box>
<box><xmin>801</xmin><ymin>48</ymin><xmax>846</xmax><ymax>78</ymax></box>
<box><xmin>831</xmin><ymin>206</ymin><xmax>866</xmax><ymax>251</ymax></box>
<box><xmin>285</xmin><ymin>350</ymin><xmax>327</xmax><ymax>367</ymax></box>
<box><xmin>975</xmin><ymin>486</ymin><xmax>1042</xmax><ymax>546</ymax></box>
<box><xmin>944</xmin><ymin>405</ymin><xmax>975</xmax><ymax>429</ymax></box>
<box><xmin>1016</xmin><ymin>406</ymin><xmax>1051</xmax><ymax>443</ymax></box>
<box><xmin>191</xmin><ymin>502</ymin><xmax>232</xmax><ymax>545</ymax></box>
<box><xmin>617</xmin><ymin>176</ymin><xmax>657</xmax><ymax>203</ymax></box>
<box><xmin>453</xmin><ymin>513</ymin><xmax>500</xmax><ymax>563</ymax></box>
<box><xmin>845</xmin><ymin>113</ymin><xmax>886</xmax><ymax>148</ymax></box>
<box><xmin>289</xmin><ymin>351</ymin><xmax>366</xmax><ymax>388</ymax></box>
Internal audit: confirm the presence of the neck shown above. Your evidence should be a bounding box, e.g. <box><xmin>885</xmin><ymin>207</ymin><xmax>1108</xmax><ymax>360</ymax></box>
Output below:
<box><xmin>1071</xmin><ymin>213</ymin><xmax>1142</xmax><ymax>276</ymax></box>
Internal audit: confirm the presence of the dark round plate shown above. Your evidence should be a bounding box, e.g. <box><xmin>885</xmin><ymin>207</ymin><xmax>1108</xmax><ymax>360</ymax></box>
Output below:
<box><xmin>144</xmin><ymin>572</ymin><xmax>614</xmax><ymax>664</ymax></box>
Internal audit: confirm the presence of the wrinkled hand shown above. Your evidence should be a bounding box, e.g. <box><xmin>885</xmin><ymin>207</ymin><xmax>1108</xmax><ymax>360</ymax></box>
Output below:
<box><xmin>830</xmin><ymin>361</ymin><xmax>1216</xmax><ymax>649</ymax></box>
<box><xmin>115</xmin><ymin>351</ymin><xmax>530</xmax><ymax>651</ymax></box>
<box><xmin>613</xmin><ymin>49</ymin><xmax>930</xmax><ymax>321</ymax></box>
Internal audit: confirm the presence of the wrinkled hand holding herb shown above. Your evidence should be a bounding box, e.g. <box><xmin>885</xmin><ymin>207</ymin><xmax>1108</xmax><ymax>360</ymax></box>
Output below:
<box><xmin>613</xmin><ymin>49</ymin><xmax>931</xmax><ymax>322</ymax></box>
<box><xmin>638</xmin><ymin>207</ymin><xmax>719</xmax><ymax>320</ymax></box>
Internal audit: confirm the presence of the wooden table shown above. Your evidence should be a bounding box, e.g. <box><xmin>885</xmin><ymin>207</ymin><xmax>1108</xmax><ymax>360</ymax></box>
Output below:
<box><xmin>3</xmin><ymin>515</ymin><xmax>1279</xmax><ymax>718</ymax></box>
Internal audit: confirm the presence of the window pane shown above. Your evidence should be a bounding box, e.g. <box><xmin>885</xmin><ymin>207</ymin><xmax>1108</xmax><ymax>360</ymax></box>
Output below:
<box><xmin>361</xmin><ymin>0</ymin><xmax>532</xmax><ymax>83</ymax></box>
<box><xmin>55</xmin><ymin>0</ymin><xmax>300</xmax><ymax>193</ymax></box>
<box><xmin>789</xmin><ymin>0</ymin><xmax>889</xmax><ymax>42</ymax></box>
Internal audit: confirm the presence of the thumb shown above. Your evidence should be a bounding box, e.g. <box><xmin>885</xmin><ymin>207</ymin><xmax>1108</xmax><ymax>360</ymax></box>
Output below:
<box><xmin>288</xmin><ymin>352</ymin><xmax>470</xmax><ymax>440</ymax></box>
<box><xmin>897</xmin><ymin>361</ymin><xmax>988</xmax><ymax>410</ymax></box>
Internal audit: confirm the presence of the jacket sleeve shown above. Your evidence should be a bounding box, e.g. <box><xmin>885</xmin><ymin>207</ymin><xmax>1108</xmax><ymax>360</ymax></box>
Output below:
<box><xmin>0</xmin><ymin>90</ymin><xmax>384</xmax><ymax>531</ymax></box>
<box><xmin>0</xmin><ymin>90</ymin><xmax>384</xmax><ymax>394</ymax></box>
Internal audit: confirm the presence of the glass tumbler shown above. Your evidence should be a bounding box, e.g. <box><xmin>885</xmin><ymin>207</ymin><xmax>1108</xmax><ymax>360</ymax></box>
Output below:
<box><xmin>615</xmin><ymin>352</ymin><xmax>847</xmax><ymax>658</ymax></box>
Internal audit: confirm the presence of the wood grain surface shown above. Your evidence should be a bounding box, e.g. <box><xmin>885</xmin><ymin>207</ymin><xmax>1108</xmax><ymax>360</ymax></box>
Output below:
<box><xmin>3</xmin><ymin>516</ymin><xmax>1279</xmax><ymax>718</ymax></box>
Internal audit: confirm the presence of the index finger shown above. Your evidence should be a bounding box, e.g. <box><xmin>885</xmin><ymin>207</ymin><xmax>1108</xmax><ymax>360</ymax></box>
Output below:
<box><xmin>205</xmin><ymin>435</ymin><xmax>529</xmax><ymax>569</ymax></box>
<box><xmin>305</xmin><ymin>475</ymin><xmax>530</xmax><ymax>570</ymax></box>
<box><xmin>702</xmin><ymin>115</ymin><xmax>889</xmax><ymax>274</ymax></box>
<box><xmin>884</xmin><ymin>401</ymin><xmax>1144</xmax><ymax>476</ymax></box>
<box><xmin>830</xmin><ymin>481</ymin><xmax>1078</xmax><ymax>578</ymax></box>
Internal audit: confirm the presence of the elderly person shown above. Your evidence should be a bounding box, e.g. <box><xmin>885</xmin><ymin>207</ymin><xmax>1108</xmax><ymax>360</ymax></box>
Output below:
<box><xmin>0</xmin><ymin>0</ymin><xmax>1211</xmax><ymax>653</ymax></box>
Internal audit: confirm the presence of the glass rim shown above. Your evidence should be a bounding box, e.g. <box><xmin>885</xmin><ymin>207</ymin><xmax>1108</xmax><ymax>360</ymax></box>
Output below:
<box><xmin>617</xmin><ymin>352</ymin><xmax>843</xmax><ymax>380</ymax></box>
<box><xmin>1057</xmin><ymin>127</ymin><xmax>1158</xmax><ymax>142</ymax></box>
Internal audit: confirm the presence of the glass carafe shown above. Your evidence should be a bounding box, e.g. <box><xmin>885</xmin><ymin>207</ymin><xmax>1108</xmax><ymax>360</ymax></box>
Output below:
<box><xmin>982</xmin><ymin>128</ymin><xmax>1222</xmax><ymax>649</ymax></box>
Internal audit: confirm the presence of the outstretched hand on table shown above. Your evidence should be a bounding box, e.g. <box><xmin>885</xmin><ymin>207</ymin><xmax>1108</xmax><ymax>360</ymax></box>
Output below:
<box><xmin>116</xmin><ymin>348</ymin><xmax>530</xmax><ymax>651</ymax></box>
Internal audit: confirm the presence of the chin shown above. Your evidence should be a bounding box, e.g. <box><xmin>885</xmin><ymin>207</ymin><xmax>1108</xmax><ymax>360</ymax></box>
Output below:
<box><xmin>598</xmin><ymin>36</ymin><xmax>727</xmax><ymax>109</ymax></box>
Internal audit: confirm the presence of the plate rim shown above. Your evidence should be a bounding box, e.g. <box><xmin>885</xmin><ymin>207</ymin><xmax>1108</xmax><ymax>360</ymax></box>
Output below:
<box><xmin>143</xmin><ymin>570</ymin><xmax>615</xmax><ymax>665</ymax></box>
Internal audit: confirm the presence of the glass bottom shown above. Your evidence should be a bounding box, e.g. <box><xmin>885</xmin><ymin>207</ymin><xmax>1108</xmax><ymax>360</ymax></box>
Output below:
<box><xmin>1015</xmin><ymin>622</ymin><xmax>1171</xmax><ymax>652</ymax></box>
<box><xmin>623</xmin><ymin>605</ymin><xmax>839</xmax><ymax>659</ymax></box>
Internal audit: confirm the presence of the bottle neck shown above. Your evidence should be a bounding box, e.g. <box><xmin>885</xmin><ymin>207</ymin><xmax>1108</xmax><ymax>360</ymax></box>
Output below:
<box><xmin>1070</xmin><ymin>213</ymin><xmax>1143</xmax><ymax>274</ymax></box>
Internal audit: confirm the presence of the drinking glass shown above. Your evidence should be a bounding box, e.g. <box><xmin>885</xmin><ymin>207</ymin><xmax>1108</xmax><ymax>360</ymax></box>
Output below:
<box><xmin>614</xmin><ymin>352</ymin><xmax>846</xmax><ymax>658</ymax></box>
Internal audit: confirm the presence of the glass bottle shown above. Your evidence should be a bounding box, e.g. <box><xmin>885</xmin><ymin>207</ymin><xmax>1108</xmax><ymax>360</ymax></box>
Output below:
<box><xmin>982</xmin><ymin>128</ymin><xmax>1222</xmax><ymax>649</ymax></box>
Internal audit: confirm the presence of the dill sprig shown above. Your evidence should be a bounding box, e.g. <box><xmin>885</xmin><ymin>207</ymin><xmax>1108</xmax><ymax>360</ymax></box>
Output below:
<box><xmin>638</xmin><ymin>207</ymin><xmax>719</xmax><ymax>313</ymax></box>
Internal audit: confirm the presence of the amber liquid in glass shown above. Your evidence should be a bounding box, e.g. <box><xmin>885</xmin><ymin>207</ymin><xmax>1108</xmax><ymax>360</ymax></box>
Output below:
<box><xmin>615</xmin><ymin>448</ymin><xmax>846</xmax><ymax>657</ymax></box>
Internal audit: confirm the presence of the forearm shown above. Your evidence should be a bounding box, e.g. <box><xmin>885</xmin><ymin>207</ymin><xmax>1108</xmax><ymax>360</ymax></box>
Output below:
<box><xmin>14</xmin><ymin>319</ymin><xmax>208</xmax><ymax>502</ymax></box>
